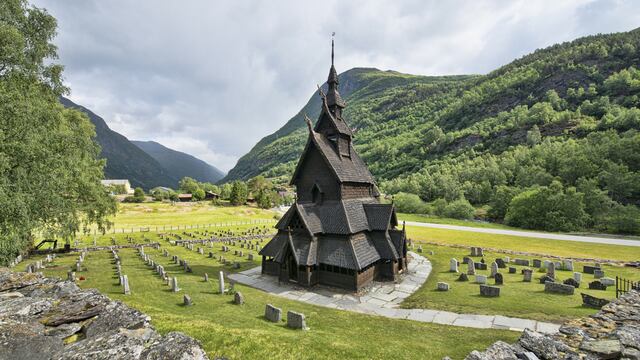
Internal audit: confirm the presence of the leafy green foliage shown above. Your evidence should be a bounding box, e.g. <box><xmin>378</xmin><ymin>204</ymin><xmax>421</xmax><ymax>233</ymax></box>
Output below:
<box><xmin>226</xmin><ymin>28</ymin><xmax>640</xmax><ymax>234</ymax></box>
<box><xmin>229</xmin><ymin>181</ymin><xmax>248</xmax><ymax>205</ymax></box>
<box><xmin>0</xmin><ymin>0</ymin><xmax>116</xmax><ymax>263</ymax></box>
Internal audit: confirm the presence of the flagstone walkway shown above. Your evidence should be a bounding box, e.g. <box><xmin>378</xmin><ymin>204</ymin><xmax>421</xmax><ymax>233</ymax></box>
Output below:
<box><xmin>228</xmin><ymin>252</ymin><xmax>561</xmax><ymax>334</ymax></box>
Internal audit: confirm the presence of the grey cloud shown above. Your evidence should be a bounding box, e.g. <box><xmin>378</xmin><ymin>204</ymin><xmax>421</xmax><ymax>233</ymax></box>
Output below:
<box><xmin>32</xmin><ymin>0</ymin><xmax>640</xmax><ymax>171</ymax></box>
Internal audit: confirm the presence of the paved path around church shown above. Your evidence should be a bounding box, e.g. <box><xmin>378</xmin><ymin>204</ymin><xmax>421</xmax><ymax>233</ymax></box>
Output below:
<box><xmin>228</xmin><ymin>252</ymin><xmax>561</xmax><ymax>334</ymax></box>
<box><xmin>404</xmin><ymin>221</ymin><xmax>640</xmax><ymax>247</ymax></box>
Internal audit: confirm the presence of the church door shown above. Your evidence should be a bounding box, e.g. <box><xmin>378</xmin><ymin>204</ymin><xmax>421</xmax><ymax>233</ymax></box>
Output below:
<box><xmin>288</xmin><ymin>254</ymin><xmax>298</xmax><ymax>282</ymax></box>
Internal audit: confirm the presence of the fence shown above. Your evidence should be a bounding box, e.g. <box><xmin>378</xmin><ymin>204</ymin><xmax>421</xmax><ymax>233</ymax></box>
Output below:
<box><xmin>90</xmin><ymin>218</ymin><xmax>277</xmax><ymax>235</ymax></box>
<box><xmin>615</xmin><ymin>276</ymin><xmax>640</xmax><ymax>298</ymax></box>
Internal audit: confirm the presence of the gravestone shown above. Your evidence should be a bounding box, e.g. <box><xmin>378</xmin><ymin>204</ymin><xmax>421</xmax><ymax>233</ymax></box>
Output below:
<box><xmin>588</xmin><ymin>281</ymin><xmax>607</xmax><ymax>290</ymax></box>
<box><xmin>573</xmin><ymin>272</ymin><xmax>582</xmax><ymax>283</ymax></box>
<box><xmin>467</xmin><ymin>259</ymin><xmax>476</xmax><ymax>275</ymax></box>
<box><xmin>183</xmin><ymin>295</ymin><xmax>192</xmax><ymax>306</ymax></box>
<box><xmin>489</xmin><ymin>262</ymin><xmax>498</xmax><ymax>278</ymax></box>
<box><xmin>287</xmin><ymin>311</ymin><xmax>309</xmax><ymax>330</ymax></box>
<box><xmin>583</xmin><ymin>265</ymin><xmax>600</xmax><ymax>274</ymax></box>
<box><xmin>248</xmin><ymin>253</ymin><xmax>254</xmax><ymax>261</ymax></box>
<box><xmin>209</xmin><ymin>252</ymin><xmax>214</xmax><ymax>258</ymax></box>
<box><xmin>563</xmin><ymin>260</ymin><xmax>574</xmax><ymax>271</ymax></box>
<box><xmin>508</xmin><ymin>267</ymin><xmax>517</xmax><ymax>274</ymax></box>
<box><xmin>265</xmin><ymin>304</ymin><xmax>282</xmax><ymax>322</ymax></box>
<box><xmin>233</xmin><ymin>292</ymin><xmax>244</xmax><ymax>305</ymax></box>
<box><xmin>449</xmin><ymin>258</ymin><xmax>458</xmax><ymax>273</ymax></box>
<box><xmin>581</xmin><ymin>293</ymin><xmax>610</xmax><ymax>309</ymax></box>
<box><xmin>417</xmin><ymin>245</ymin><xmax>423</xmax><ymax>253</ymax></box>
<box><xmin>67</xmin><ymin>271</ymin><xmax>75</xmax><ymax>282</ymax></box>
<box><xmin>514</xmin><ymin>259</ymin><xmax>529</xmax><ymax>266</ymax></box>
<box><xmin>171</xmin><ymin>277</ymin><xmax>180</xmax><ymax>292</ymax></box>
<box><xmin>495</xmin><ymin>258</ymin><xmax>506</xmax><ymax>269</ymax></box>
<box><xmin>204</xmin><ymin>273</ymin><xmax>209</xmax><ymax>282</ymax></box>
<box><xmin>594</xmin><ymin>269</ymin><xmax>605</xmax><ymax>279</ymax></box>
<box><xmin>523</xmin><ymin>269</ymin><xmax>533</xmax><ymax>282</ymax></box>
<box><xmin>475</xmin><ymin>262</ymin><xmax>487</xmax><ymax>271</ymax></box>
<box><xmin>437</xmin><ymin>282</ymin><xmax>450</xmax><ymax>291</ymax></box>
<box><xmin>475</xmin><ymin>275</ymin><xmax>487</xmax><ymax>284</ymax></box>
<box><xmin>218</xmin><ymin>271</ymin><xmax>225</xmax><ymax>294</ymax></box>
<box><xmin>123</xmin><ymin>275</ymin><xmax>131</xmax><ymax>295</ymax></box>
<box><xmin>599</xmin><ymin>277</ymin><xmax>615</xmax><ymax>286</ymax></box>
<box><xmin>462</xmin><ymin>256</ymin><xmax>471</xmax><ymax>264</ymax></box>
<box><xmin>547</xmin><ymin>262</ymin><xmax>556</xmax><ymax>278</ymax></box>
<box><xmin>539</xmin><ymin>275</ymin><xmax>555</xmax><ymax>284</ymax></box>
<box><xmin>532</xmin><ymin>259</ymin><xmax>542</xmax><ymax>268</ymax></box>
<box><xmin>479</xmin><ymin>285</ymin><xmax>500</xmax><ymax>297</ymax></box>
<box><xmin>494</xmin><ymin>273</ymin><xmax>504</xmax><ymax>285</ymax></box>
<box><xmin>457</xmin><ymin>273</ymin><xmax>469</xmax><ymax>282</ymax></box>
<box><xmin>544</xmin><ymin>281</ymin><xmax>574</xmax><ymax>295</ymax></box>
<box><xmin>198</xmin><ymin>248</ymin><xmax>204</xmax><ymax>255</ymax></box>
<box><xmin>563</xmin><ymin>278</ymin><xmax>580</xmax><ymax>288</ymax></box>
<box><xmin>76</xmin><ymin>262</ymin><xmax>82</xmax><ymax>272</ymax></box>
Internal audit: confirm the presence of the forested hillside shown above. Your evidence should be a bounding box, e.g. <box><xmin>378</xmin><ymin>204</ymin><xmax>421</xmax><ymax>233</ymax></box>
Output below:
<box><xmin>226</xmin><ymin>28</ymin><xmax>640</xmax><ymax>234</ymax></box>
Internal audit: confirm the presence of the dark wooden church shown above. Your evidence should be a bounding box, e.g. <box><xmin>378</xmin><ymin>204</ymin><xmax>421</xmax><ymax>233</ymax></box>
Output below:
<box><xmin>259</xmin><ymin>41</ymin><xmax>408</xmax><ymax>291</ymax></box>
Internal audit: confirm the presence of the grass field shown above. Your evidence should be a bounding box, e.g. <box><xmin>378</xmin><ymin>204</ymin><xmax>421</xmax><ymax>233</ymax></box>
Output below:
<box><xmin>402</xmin><ymin>245</ymin><xmax>638</xmax><ymax>322</ymax></box>
<box><xmin>24</xmin><ymin>202</ymin><xmax>640</xmax><ymax>359</ymax></box>
<box><xmin>33</xmin><ymin>230</ymin><xmax>519</xmax><ymax>359</ymax></box>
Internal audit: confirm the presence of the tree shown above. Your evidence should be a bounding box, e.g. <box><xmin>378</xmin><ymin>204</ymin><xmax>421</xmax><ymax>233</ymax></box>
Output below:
<box><xmin>487</xmin><ymin>186</ymin><xmax>520</xmax><ymax>221</ymax></box>
<box><xmin>442</xmin><ymin>197</ymin><xmax>475</xmax><ymax>219</ymax></box>
<box><xmin>247</xmin><ymin>175</ymin><xmax>272</xmax><ymax>194</ymax></box>
<box><xmin>124</xmin><ymin>187</ymin><xmax>145</xmax><ymax>203</ymax></box>
<box><xmin>192</xmin><ymin>188</ymin><xmax>205</xmax><ymax>201</ymax></box>
<box><xmin>0</xmin><ymin>0</ymin><xmax>116</xmax><ymax>264</ymax></box>
<box><xmin>526</xmin><ymin>125</ymin><xmax>541</xmax><ymax>146</ymax></box>
<box><xmin>179</xmin><ymin>177</ymin><xmax>200</xmax><ymax>194</ymax></box>
<box><xmin>220</xmin><ymin>183</ymin><xmax>232</xmax><ymax>200</ymax></box>
<box><xmin>393</xmin><ymin>193</ymin><xmax>429</xmax><ymax>214</ymax></box>
<box><xmin>256</xmin><ymin>189</ymin><xmax>273</xmax><ymax>209</ymax></box>
<box><xmin>229</xmin><ymin>181</ymin><xmax>248</xmax><ymax>205</ymax></box>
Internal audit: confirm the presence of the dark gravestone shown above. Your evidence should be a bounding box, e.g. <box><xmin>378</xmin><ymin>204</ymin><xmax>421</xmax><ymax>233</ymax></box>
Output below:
<box><xmin>508</xmin><ymin>267</ymin><xmax>517</xmax><ymax>274</ymax></box>
<box><xmin>183</xmin><ymin>295</ymin><xmax>193</xmax><ymax>306</ymax></box>
<box><xmin>533</xmin><ymin>259</ymin><xmax>542</xmax><ymax>268</ymax></box>
<box><xmin>581</xmin><ymin>293</ymin><xmax>610</xmax><ymax>308</ymax></box>
<box><xmin>494</xmin><ymin>273</ymin><xmax>504</xmax><ymax>285</ymax></box>
<box><xmin>265</xmin><ymin>304</ymin><xmax>282</xmax><ymax>322</ymax></box>
<box><xmin>514</xmin><ymin>259</ymin><xmax>530</xmax><ymax>266</ymax></box>
<box><xmin>583</xmin><ymin>265</ymin><xmax>600</xmax><ymax>274</ymax></box>
<box><xmin>544</xmin><ymin>281</ymin><xmax>575</xmax><ymax>295</ymax></box>
<box><xmin>480</xmin><ymin>258</ymin><xmax>486</xmax><ymax>264</ymax></box>
<box><xmin>588</xmin><ymin>281</ymin><xmax>607</xmax><ymax>290</ymax></box>
<box><xmin>495</xmin><ymin>259</ymin><xmax>506</xmax><ymax>269</ymax></box>
<box><xmin>539</xmin><ymin>275</ymin><xmax>555</xmax><ymax>284</ymax></box>
<box><xmin>479</xmin><ymin>285</ymin><xmax>500</xmax><ymax>297</ymax></box>
<box><xmin>457</xmin><ymin>273</ymin><xmax>469</xmax><ymax>282</ymax></box>
<box><xmin>233</xmin><ymin>292</ymin><xmax>244</xmax><ymax>305</ymax></box>
<box><xmin>475</xmin><ymin>263</ymin><xmax>487</xmax><ymax>271</ymax></box>
<box><xmin>462</xmin><ymin>256</ymin><xmax>471</xmax><ymax>264</ymax></box>
<box><xmin>563</xmin><ymin>278</ymin><xmax>580</xmax><ymax>288</ymax></box>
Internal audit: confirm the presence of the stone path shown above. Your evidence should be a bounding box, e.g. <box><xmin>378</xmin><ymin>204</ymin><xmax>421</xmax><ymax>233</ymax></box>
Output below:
<box><xmin>404</xmin><ymin>221</ymin><xmax>640</xmax><ymax>247</ymax></box>
<box><xmin>228</xmin><ymin>252</ymin><xmax>561</xmax><ymax>334</ymax></box>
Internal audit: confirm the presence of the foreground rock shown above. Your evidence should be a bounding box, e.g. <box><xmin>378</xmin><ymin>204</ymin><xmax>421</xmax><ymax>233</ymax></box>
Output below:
<box><xmin>462</xmin><ymin>290</ymin><xmax>640</xmax><ymax>360</ymax></box>
<box><xmin>0</xmin><ymin>269</ymin><xmax>209</xmax><ymax>360</ymax></box>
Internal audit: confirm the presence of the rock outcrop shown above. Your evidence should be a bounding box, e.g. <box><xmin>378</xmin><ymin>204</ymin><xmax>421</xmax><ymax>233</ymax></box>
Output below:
<box><xmin>463</xmin><ymin>290</ymin><xmax>640</xmax><ymax>360</ymax></box>
<box><xmin>0</xmin><ymin>269</ymin><xmax>209</xmax><ymax>360</ymax></box>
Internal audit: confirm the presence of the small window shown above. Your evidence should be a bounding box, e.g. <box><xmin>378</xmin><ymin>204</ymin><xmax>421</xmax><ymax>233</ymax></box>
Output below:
<box><xmin>312</xmin><ymin>184</ymin><xmax>323</xmax><ymax>204</ymax></box>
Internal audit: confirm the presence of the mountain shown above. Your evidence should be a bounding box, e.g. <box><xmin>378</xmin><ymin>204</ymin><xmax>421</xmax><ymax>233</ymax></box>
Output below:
<box><xmin>224</xmin><ymin>28</ymin><xmax>640</xmax><ymax>234</ymax></box>
<box><xmin>60</xmin><ymin>97</ymin><xmax>178</xmax><ymax>190</ymax></box>
<box><xmin>132</xmin><ymin>140</ymin><xmax>225</xmax><ymax>184</ymax></box>
<box><xmin>221</xmin><ymin>68</ymin><xmax>474</xmax><ymax>182</ymax></box>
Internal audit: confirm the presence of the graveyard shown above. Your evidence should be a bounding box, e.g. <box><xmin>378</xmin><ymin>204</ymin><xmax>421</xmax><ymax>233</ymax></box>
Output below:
<box><xmin>20</xmin><ymin>202</ymin><xmax>639</xmax><ymax>359</ymax></box>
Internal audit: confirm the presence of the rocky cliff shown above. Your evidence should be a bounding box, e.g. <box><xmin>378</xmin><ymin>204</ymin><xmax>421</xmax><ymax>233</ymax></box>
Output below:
<box><xmin>460</xmin><ymin>290</ymin><xmax>640</xmax><ymax>360</ymax></box>
<box><xmin>0</xmin><ymin>269</ymin><xmax>209</xmax><ymax>360</ymax></box>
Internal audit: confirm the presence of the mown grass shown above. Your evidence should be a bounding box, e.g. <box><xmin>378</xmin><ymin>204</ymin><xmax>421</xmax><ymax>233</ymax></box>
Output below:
<box><xmin>406</xmin><ymin>226</ymin><xmax>640</xmax><ymax>261</ymax></box>
<box><xmin>402</xmin><ymin>245</ymin><xmax>639</xmax><ymax>322</ymax></box>
<box><xmin>34</xmin><ymin>231</ymin><xmax>519</xmax><ymax>360</ymax></box>
<box><xmin>398</xmin><ymin>213</ymin><xmax>519</xmax><ymax>230</ymax></box>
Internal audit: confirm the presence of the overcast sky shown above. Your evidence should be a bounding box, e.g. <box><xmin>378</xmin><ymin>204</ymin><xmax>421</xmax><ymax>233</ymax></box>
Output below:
<box><xmin>32</xmin><ymin>0</ymin><xmax>640</xmax><ymax>172</ymax></box>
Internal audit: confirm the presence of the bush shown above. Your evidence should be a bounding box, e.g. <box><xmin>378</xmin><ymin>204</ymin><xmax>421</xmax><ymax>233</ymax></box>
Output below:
<box><xmin>393</xmin><ymin>192</ymin><xmax>429</xmax><ymax>214</ymax></box>
<box><xmin>442</xmin><ymin>197</ymin><xmax>475</xmax><ymax>219</ymax></box>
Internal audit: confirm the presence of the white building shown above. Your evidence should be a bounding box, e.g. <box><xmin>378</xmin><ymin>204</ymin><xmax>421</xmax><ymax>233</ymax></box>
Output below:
<box><xmin>101</xmin><ymin>179</ymin><xmax>134</xmax><ymax>195</ymax></box>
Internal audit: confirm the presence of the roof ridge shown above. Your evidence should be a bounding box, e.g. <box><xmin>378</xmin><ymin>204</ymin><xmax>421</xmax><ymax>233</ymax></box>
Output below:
<box><xmin>341</xmin><ymin>200</ymin><xmax>353</xmax><ymax>233</ymax></box>
<box><xmin>348</xmin><ymin>234</ymin><xmax>361</xmax><ymax>271</ymax></box>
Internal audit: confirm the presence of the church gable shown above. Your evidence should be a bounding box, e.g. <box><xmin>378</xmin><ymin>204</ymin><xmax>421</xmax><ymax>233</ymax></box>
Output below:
<box><xmin>290</xmin><ymin>141</ymin><xmax>341</xmax><ymax>202</ymax></box>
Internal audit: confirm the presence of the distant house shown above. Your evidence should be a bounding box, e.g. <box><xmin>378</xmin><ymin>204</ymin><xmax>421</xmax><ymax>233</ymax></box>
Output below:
<box><xmin>205</xmin><ymin>191</ymin><xmax>220</xmax><ymax>200</ymax></box>
<box><xmin>177</xmin><ymin>193</ymin><xmax>193</xmax><ymax>202</ymax></box>
<box><xmin>101</xmin><ymin>179</ymin><xmax>133</xmax><ymax>195</ymax></box>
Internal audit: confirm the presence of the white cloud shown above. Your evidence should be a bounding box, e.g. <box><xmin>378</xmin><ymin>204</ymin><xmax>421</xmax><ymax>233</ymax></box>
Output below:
<box><xmin>32</xmin><ymin>0</ymin><xmax>640</xmax><ymax>172</ymax></box>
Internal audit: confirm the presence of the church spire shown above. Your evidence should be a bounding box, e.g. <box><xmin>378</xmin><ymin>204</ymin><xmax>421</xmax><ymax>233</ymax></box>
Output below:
<box><xmin>326</xmin><ymin>33</ymin><xmax>345</xmax><ymax>110</ymax></box>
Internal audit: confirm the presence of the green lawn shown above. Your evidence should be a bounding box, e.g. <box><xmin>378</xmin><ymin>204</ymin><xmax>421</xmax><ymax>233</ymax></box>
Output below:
<box><xmin>398</xmin><ymin>213</ymin><xmax>518</xmax><ymax>230</ymax></box>
<box><xmin>406</xmin><ymin>226</ymin><xmax>640</xmax><ymax>261</ymax></box>
<box><xmin>402</xmin><ymin>245</ymin><xmax>638</xmax><ymax>322</ymax></box>
<box><xmin>33</xmin><ymin>231</ymin><xmax>518</xmax><ymax>360</ymax></box>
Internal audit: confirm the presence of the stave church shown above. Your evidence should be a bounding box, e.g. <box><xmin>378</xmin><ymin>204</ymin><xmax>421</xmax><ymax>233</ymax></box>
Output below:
<box><xmin>259</xmin><ymin>40</ymin><xmax>408</xmax><ymax>291</ymax></box>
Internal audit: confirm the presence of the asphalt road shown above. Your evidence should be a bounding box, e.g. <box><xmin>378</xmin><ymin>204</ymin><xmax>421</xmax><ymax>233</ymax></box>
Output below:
<box><xmin>404</xmin><ymin>221</ymin><xmax>640</xmax><ymax>247</ymax></box>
